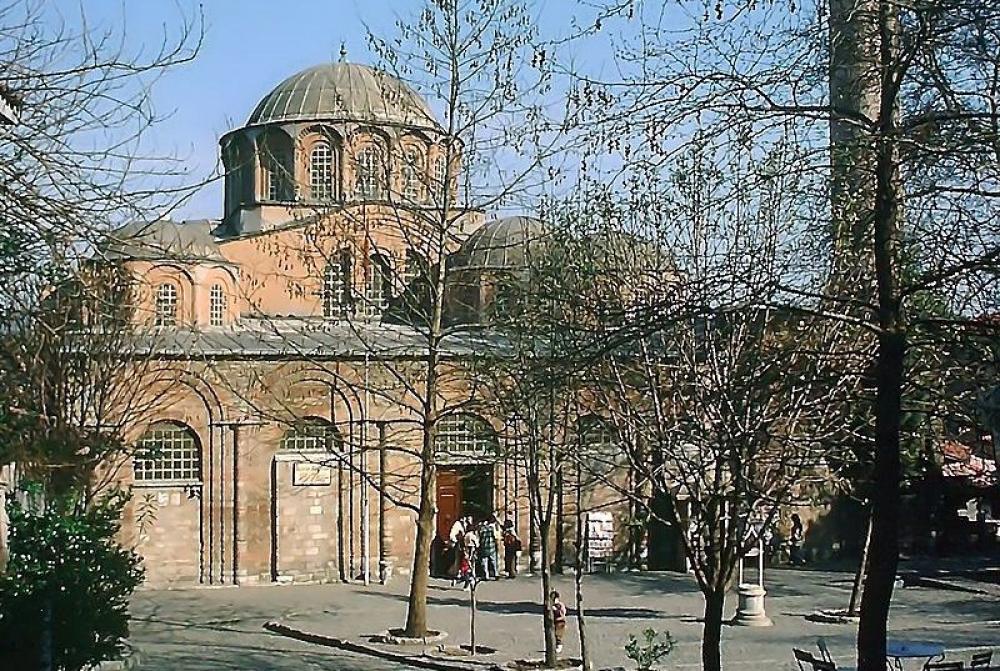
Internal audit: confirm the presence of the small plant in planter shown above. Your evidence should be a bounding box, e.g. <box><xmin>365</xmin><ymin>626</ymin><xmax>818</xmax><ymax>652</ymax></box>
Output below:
<box><xmin>624</xmin><ymin>628</ymin><xmax>675</xmax><ymax>671</ymax></box>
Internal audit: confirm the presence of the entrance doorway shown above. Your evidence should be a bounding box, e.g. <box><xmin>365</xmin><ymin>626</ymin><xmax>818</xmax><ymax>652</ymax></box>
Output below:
<box><xmin>433</xmin><ymin>465</ymin><xmax>494</xmax><ymax>575</ymax></box>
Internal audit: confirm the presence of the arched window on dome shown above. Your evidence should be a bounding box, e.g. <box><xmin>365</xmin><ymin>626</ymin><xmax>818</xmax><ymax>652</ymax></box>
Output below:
<box><xmin>402</xmin><ymin>148</ymin><xmax>424</xmax><ymax>203</ymax></box>
<box><xmin>134</xmin><ymin>422</ymin><xmax>201</xmax><ymax>483</ymax></box>
<box><xmin>323</xmin><ymin>248</ymin><xmax>353</xmax><ymax>319</ymax></box>
<box><xmin>432</xmin><ymin>156</ymin><xmax>447</xmax><ymax>199</ymax></box>
<box><xmin>260</xmin><ymin>131</ymin><xmax>294</xmax><ymax>202</ymax></box>
<box><xmin>434</xmin><ymin>413</ymin><xmax>497</xmax><ymax>461</ymax></box>
<box><xmin>364</xmin><ymin>252</ymin><xmax>393</xmax><ymax>319</ymax></box>
<box><xmin>355</xmin><ymin>144</ymin><xmax>386</xmax><ymax>200</ymax></box>
<box><xmin>310</xmin><ymin>140</ymin><xmax>335</xmax><ymax>201</ymax></box>
<box><xmin>209</xmin><ymin>284</ymin><xmax>226</xmax><ymax>327</ymax></box>
<box><xmin>155</xmin><ymin>283</ymin><xmax>178</xmax><ymax>327</ymax></box>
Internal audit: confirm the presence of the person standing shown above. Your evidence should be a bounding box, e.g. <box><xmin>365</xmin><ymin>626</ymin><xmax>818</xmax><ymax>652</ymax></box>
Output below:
<box><xmin>478</xmin><ymin>517</ymin><xmax>498</xmax><ymax>580</ymax></box>
<box><xmin>448</xmin><ymin>515</ymin><xmax>467</xmax><ymax>585</ymax></box>
<box><xmin>502</xmin><ymin>519</ymin><xmax>521</xmax><ymax>579</ymax></box>
<box><xmin>789</xmin><ymin>513</ymin><xmax>806</xmax><ymax>566</ymax></box>
<box><xmin>550</xmin><ymin>590</ymin><xmax>567</xmax><ymax>654</ymax></box>
<box><xmin>461</xmin><ymin>523</ymin><xmax>479</xmax><ymax>590</ymax></box>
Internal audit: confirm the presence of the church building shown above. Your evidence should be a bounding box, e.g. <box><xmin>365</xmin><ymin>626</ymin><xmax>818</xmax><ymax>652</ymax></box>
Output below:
<box><xmin>104</xmin><ymin>61</ymin><xmax>649</xmax><ymax>587</ymax></box>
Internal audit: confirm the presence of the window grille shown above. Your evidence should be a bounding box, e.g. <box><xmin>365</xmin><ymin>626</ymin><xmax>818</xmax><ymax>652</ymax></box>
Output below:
<box><xmin>155</xmin><ymin>283</ymin><xmax>177</xmax><ymax>327</ymax></box>
<box><xmin>323</xmin><ymin>249</ymin><xmax>353</xmax><ymax>319</ymax></box>
<box><xmin>134</xmin><ymin>423</ymin><xmax>201</xmax><ymax>482</ymax></box>
<box><xmin>310</xmin><ymin>141</ymin><xmax>334</xmax><ymax>200</ymax></box>
<box><xmin>435</xmin><ymin>413</ymin><xmax>497</xmax><ymax>456</ymax></box>
<box><xmin>433</xmin><ymin>156</ymin><xmax>447</xmax><ymax>197</ymax></box>
<box><xmin>580</xmin><ymin>418</ymin><xmax>618</xmax><ymax>454</ymax></box>
<box><xmin>209</xmin><ymin>284</ymin><xmax>226</xmax><ymax>327</ymax></box>
<box><xmin>280</xmin><ymin>421</ymin><xmax>340</xmax><ymax>453</ymax></box>
<box><xmin>403</xmin><ymin>149</ymin><xmax>422</xmax><ymax>202</ymax></box>
<box><xmin>403</xmin><ymin>249</ymin><xmax>426</xmax><ymax>287</ymax></box>
<box><xmin>355</xmin><ymin>145</ymin><xmax>385</xmax><ymax>199</ymax></box>
<box><xmin>364</xmin><ymin>253</ymin><xmax>393</xmax><ymax>318</ymax></box>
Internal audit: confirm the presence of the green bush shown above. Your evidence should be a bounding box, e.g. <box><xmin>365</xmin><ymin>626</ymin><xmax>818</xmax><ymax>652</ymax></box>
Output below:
<box><xmin>625</xmin><ymin>628</ymin><xmax>675</xmax><ymax>671</ymax></box>
<box><xmin>0</xmin><ymin>489</ymin><xmax>144</xmax><ymax>670</ymax></box>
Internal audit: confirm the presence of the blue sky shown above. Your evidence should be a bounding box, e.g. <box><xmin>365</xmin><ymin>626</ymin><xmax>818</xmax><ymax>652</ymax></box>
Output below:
<box><xmin>60</xmin><ymin>1</ymin><xmax>619</xmax><ymax>221</ymax></box>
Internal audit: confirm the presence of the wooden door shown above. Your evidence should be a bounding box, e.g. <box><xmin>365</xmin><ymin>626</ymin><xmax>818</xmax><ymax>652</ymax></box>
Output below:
<box><xmin>437</xmin><ymin>469</ymin><xmax>461</xmax><ymax>541</ymax></box>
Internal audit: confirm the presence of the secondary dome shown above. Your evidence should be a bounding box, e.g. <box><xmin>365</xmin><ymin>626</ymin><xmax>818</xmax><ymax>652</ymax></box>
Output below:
<box><xmin>453</xmin><ymin>216</ymin><xmax>549</xmax><ymax>271</ymax></box>
<box><xmin>247</xmin><ymin>62</ymin><xmax>439</xmax><ymax>130</ymax></box>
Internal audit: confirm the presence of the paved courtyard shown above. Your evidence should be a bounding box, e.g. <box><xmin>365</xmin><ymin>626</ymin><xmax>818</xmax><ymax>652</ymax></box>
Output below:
<box><xmin>130</xmin><ymin>563</ymin><xmax>1000</xmax><ymax>670</ymax></box>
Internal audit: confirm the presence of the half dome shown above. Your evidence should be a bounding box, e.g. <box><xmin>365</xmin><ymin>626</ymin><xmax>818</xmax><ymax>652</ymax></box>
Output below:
<box><xmin>247</xmin><ymin>63</ymin><xmax>439</xmax><ymax>130</ymax></box>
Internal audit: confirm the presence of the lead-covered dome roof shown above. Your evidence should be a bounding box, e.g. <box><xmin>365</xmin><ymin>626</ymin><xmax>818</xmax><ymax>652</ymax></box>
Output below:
<box><xmin>452</xmin><ymin>216</ymin><xmax>549</xmax><ymax>271</ymax></box>
<box><xmin>247</xmin><ymin>62</ymin><xmax>440</xmax><ymax>130</ymax></box>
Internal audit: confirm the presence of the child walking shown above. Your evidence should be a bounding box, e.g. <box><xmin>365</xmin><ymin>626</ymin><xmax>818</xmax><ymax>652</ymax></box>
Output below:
<box><xmin>550</xmin><ymin>590</ymin><xmax>567</xmax><ymax>653</ymax></box>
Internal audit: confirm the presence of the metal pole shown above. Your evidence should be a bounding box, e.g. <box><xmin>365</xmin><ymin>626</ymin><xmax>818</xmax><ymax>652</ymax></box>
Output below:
<box><xmin>378</xmin><ymin>421</ymin><xmax>388</xmax><ymax>583</ymax></box>
<box><xmin>361</xmin><ymin>349</ymin><xmax>371</xmax><ymax>585</ymax></box>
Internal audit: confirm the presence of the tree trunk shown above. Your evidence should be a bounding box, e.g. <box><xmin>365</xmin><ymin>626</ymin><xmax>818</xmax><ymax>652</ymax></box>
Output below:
<box><xmin>848</xmin><ymin>506</ymin><xmax>873</xmax><ymax>616</ymax></box>
<box><xmin>404</xmin><ymin>459</ymin><xmax>436</xmax><ymax>637</ymax></box>
<box><xmin>554</xmin><ymin>469</ymin><xmax>564</xmax><ymax>574</ymax></box>
<box><xmin>701</xmin><ymin>589</ymin><xmax>725</xmax><ymax>671</ymax></box>
<box><xmin>540</xmin><ymin>519</ymin><xmax>557</xmax><ymax>668</ymax></box>
<box><xmin>575</xmin><ymin>467</ymin><xmax>592</xmax><ymax>671</ymax></box>
<box><xmin>858</xmin><ymin>11</ymin><xmax>904</xmax><ymax>656</ymax></box>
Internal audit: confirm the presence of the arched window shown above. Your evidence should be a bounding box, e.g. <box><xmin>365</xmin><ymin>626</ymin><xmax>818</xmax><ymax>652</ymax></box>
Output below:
<box><xmin>310</xmin><ymin>140</ymin><xmax>334</xmax><ymax>200</ymax></box>
<box><xmin>261</xmin><ymin>132</ymin><xmax>294</xmax><ymax>201</ymax></box>
<box><xmin>403</xmin><ymin>249</ymin><xmax>427</xmax><ymax>287</ymax></box>
<box><xmin>355</xmin><ymin>144</ymin><xmax>386</xmax><ymax>199</ymax></box>
<box><xmin>209</xmin><ymin>284</ymin><xmax>226</xmax><ymax>327</ymax></box>
<box><xmin>323</xmin><ymin>248</ymin><xmax>353</xmax><ymax>319</ymax></box>
<box><xmin>402</xmin><ymin>148</ymin><xmax>423</xmax><ymax>202</ymax></box>
<box><xmin>577</xmin><ymin>416</ymin><xmax>621</xmax><ymax>475</ymax></box>
<box><xmin>280</xmin><ymin>420</ymin><xmax>341</xmax><ymax>454</ymax></box>
<box><xmin>134</xmin><ymin>422</ymin><xmax>201</xmax><ymax>483</ymax></box>
<box><xmin>155</xmin><ymin>283</ymin><xmax>177</xmax><ymax>327</ymax></box>
<box><xmin>364</xmin><ymin>252</ymin><xmax>393</xmax><ymax>319</ymax></box>
<box><xmin>432</xmin><ymin>156</ymin><xmax>447</xmax><ymax>197</ymax></box>
<box><xmin>435</xmin><ymin>413</ymin><xmax>497</xmax><ymax>458</ymax></box>
<box><xmin>579</xmin><ymin>416</ymin><xmax>618</xmax><ymax>454</ymax></box>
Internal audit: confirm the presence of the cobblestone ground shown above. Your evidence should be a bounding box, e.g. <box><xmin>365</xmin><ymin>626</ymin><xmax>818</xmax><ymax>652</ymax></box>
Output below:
<box><xmin>130</xmin><ymin>563</ymin><xmax>1000</xmax><ymax>670</ymax></box>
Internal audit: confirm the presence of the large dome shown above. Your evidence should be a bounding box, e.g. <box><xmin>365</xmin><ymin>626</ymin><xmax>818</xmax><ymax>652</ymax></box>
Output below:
<box><xmin>247</xmin><ymin>63</ymin><xmax>439</xmax><ymax>130</ymax></box>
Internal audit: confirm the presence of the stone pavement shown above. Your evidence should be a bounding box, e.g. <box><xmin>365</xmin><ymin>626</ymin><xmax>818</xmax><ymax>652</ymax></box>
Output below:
<box><xmin>130</xmin><ymin>564</ymin><xmax>1000</xmax><ymax>670</ymax></box>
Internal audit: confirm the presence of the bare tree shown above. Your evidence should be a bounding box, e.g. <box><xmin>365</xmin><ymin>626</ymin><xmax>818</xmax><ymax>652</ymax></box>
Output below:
<box><xmin>512</xmin><ymin>143</ymin><xmax>862</xmax><ymax>671</ymax></box>
<box><xmin>0</xmin><ymin>1</ymin><xmax>201</xmax><ymax>569</ymax></box>
<box><xmin>557</xmin><ymin>2</ymin><xmax>1000</xmax><ymax>668</ymax></box>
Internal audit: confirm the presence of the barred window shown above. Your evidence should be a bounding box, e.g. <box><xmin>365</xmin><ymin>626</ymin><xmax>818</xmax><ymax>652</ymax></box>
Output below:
<box><xmin>134</xmin><ymin>422</ymin><xmax>201</xmax><ymax>483</ymax></box>
<box><xmin>323</xmin><ymin>249</ymin><xmax>353</xmax><ymax>319</ymax></box>
<box><xmin>403</xmin><ymin>249</ymin><xmax>426</xmax><ymax>287</ymax></box>
<box><xmin>310</xmin><ymin>141</ymin><xmax>334</xmax><ymax>200</ymax></box>
<box><xmin>155</xmin><ymin>283</ymin><xmax>177</xmax><ymax>327</ymax></box>
<box><xmin>280</xmin><ymin>421</ymin><xmax>340</xmax><ymax>453</ymax></box>
<box><xmin>209</xmin><ymin>284</ymin><xmax>226</xmax><ymax>327</ymax></box>
<box><xmin>435</xmin><ymin>413</ymin><xmax>497</xmax><ymax>457</ymax></box>
<box><xmin>355</xmin><ymin>145</ymin><xmax>386</xmax><ymax>199</ymax></box>
<box><xmin>433</xmin><ymin>156</ymin><xmax>447</xmax><ymax>196</ymax></box>
<box><xmin>579</xmin><ymin>417</ymin><xmax>618</xmax><ymax>454</ymax></box>
<box><xmin>402</xmin><ymin>149</ymin><xmax>423</xmax><ymax>202</ymax></box>
<box><xmin>364</xmin><ymin>253</ymin><xmax>393</xmax><ymax>319</ymax></box>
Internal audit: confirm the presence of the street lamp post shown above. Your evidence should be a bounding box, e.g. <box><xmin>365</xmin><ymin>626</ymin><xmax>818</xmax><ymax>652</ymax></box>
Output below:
<box><xmin>734</xmin><ymin>515</ymin><xmax>773</xmax><ymax>627</ymax></box>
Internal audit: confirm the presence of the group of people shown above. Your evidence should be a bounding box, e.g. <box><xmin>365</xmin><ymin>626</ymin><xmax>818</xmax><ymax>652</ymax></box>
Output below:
<box><xmin>446</xmin><ymin>513</ymin><xmax>523</xmax><ymax>589</ymax></box>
